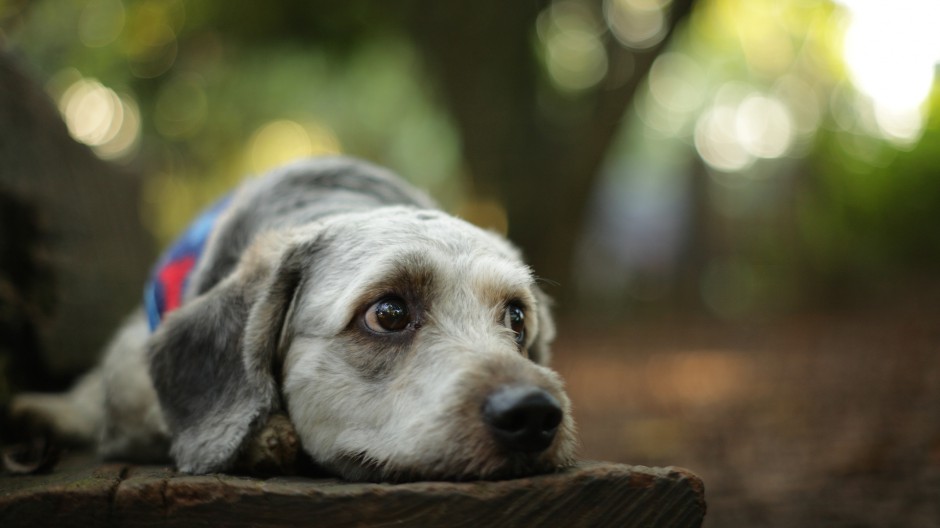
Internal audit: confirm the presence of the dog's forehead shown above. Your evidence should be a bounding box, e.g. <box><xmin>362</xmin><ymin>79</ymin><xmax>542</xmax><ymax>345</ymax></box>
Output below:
<box><xmin>293</xmin><ymin>207</ymin><xmax>536</xmax><ymax>330</ymax></box>
<box><xmin>319</xmin><ymin>207</ymin><xmax>520</xmax><ymax>264</ymax></box>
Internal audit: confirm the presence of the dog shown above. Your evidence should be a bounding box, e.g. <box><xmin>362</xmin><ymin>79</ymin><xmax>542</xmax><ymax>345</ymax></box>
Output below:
<box><xmin>10</xmin><ymin>157</ymin><xmax>577</xmax><ymax>482</ymax></box>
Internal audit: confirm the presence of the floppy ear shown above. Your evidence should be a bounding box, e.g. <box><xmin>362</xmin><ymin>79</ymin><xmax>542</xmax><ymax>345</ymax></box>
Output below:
<box><xmin>529</xmin><ymin>286</ymin><xmax>556</xmax><ymax>365</ymax></box>
<box><xmin>148</xmin><ymin>233</ymin><xmax>314</xmax><ymax>474</ymax></box>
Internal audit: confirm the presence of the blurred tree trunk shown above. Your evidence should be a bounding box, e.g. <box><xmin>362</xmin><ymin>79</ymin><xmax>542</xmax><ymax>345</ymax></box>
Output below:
<box><xmin>0</xmin><ymin>49</ymin><xmax>154</xmax><ymax>397</ymax></box>
<box><xmin>404</xmin><ymin>0</ymin><xmax>694</xmax><ymax>308</ymax></box>
<box><xmin>674</xmin><ymin>154</ymin><xmax>711</xmax><ymax>311</ymax></box>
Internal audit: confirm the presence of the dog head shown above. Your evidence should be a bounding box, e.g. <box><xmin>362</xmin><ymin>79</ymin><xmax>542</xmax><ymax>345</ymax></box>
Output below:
<box><xmin>149</xmin><ymin>206</ymin><xmax>577</xmax><ymax>481</ymax></box>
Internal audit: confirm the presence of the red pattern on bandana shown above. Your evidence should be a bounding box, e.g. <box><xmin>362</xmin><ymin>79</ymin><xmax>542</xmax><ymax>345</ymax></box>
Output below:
<box><xmin>156</xmin><ymin>254</ymin><xmax>196</xmax><ymax>314</ymax></box>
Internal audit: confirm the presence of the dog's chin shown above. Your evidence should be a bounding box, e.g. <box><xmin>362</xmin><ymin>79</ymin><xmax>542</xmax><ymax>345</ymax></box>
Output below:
<box><xmin>327</xmin><ymin>450</ymin><xmax>575</xmax><ymax>483</ymax></box>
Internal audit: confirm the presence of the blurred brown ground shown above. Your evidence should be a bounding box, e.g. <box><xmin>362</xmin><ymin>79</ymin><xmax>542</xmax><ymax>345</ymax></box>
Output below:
<box><xmin>553</xmin><ymin>292</ymin><xmax>940</xmax><ymax>527</ymax></box>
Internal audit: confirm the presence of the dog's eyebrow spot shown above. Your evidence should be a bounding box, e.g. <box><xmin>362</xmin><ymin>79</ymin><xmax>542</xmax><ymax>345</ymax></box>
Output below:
<box><xmin>351</xmin><ymin>253</ymin><xmax>437</xmax><ymax>317</ymax></box>
<box><xmin>467</xmin><ymin>259</ymin><xmax>537</xmax><ymax>309</ymax></box>
<box><xmin>415</xmin><ymin>212</ymin><xmax>440</xmax><ymax>221</ymax></box>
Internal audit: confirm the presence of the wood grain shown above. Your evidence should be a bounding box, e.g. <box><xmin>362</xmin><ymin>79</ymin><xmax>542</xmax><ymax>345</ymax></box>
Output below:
<box><xmin>1</xmin><ymin>457</ymin><xmax>705</xmax><ymax>527</ymax></box>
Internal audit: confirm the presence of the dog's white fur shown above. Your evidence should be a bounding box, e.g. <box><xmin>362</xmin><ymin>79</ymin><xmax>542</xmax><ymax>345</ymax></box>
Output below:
<box><xmin>12</xmin><ymin>157</ymin><xmax>577</xmax><ymax>481</ymax></box>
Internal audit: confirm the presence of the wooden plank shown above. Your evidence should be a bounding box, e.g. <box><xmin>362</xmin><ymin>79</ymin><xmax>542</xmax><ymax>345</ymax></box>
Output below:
<box><xmin>1</xmin><ymin>457</ymin><xmax>705</xmax><ymax>527</ymax></box>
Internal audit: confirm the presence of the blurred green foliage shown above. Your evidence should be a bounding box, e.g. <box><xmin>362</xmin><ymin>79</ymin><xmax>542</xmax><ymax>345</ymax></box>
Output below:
<box><xmin>808</xmin><ymin>101</ymin><xmax>940</xmax><ymax>282</ymax></box>
<box><xmin>587</xmin><ymin>0</ymin><xmax>940</xmax><ymax>313</ymax></box>
<box><xmin>3</xmin><ymin>0</ymin><xmax>939</xmax><ymax>314</ymax></box>
<box><xmin>4</xmin><ymin>0</ymin><xmax>462</xmax><ymax>241</ymax></box>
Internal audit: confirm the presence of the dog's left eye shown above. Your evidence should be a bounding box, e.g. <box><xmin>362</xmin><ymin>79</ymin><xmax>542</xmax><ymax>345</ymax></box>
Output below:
<box><xmin>364</xmin><ymin>297</ymin><xmax>411</xmax><ymax>333</ymax></box>
<box><xmin>504</xmin><ymin>303</ymin><xmax>526</xmax><ymax>345</ymax></box>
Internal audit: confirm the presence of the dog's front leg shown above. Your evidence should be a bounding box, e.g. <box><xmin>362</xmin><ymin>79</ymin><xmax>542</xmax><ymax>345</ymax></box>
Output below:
<box><xmin>232</xmin><ymin>413</ymin><xmax>300</xmax><ymax>475</ymax></box>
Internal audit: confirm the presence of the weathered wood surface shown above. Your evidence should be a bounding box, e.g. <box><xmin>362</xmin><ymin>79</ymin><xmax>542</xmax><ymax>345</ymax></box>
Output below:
<box><xmin>0</xmin><ymin>456</ymin><xmax>705</xmax><ymax>527</ymax></box>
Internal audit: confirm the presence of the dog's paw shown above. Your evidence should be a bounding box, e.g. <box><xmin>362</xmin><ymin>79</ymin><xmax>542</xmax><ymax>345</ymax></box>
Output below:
<box><xmin>234</xmin><ymin>413</ymin><xmax>299</xmax><ymax>475</ymax></box>
<box><xmin>2</xmin><ymin>436</ymin><xmax>61</xmax><ymax>475</ymax></box>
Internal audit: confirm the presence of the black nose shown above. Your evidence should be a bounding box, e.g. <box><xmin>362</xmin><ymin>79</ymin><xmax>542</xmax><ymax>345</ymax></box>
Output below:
<box><xmin>483</xmin><ymin>385</ymin><xmax>563</xmax><ymax>453</ymax></box>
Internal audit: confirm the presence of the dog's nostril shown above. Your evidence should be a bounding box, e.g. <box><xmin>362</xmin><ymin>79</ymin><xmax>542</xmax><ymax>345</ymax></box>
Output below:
<box><xmin>483</xmin><ymin>386</ymin><xmax>563</xmax><ymax>453</ymax></box>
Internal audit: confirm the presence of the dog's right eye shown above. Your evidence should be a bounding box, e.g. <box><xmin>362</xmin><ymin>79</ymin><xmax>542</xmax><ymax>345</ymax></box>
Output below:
<box><xmin>504</xmin><ymin>302</ymin><xmax>526</xmax><ymax>345</ymax></box>
<box><xmin>364</xmin><ymin>297</ymin><xmax>411</xmax><ymax>333</ymax></box>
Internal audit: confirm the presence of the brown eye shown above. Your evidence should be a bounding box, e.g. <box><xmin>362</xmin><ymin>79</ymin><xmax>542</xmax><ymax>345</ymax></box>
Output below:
<box><xmin>504</xmin><ymin>303</ymin><xmax>525</xmax><ymax>345</ymax></box>
<box><xmin>365</xmin><ymin>297</ymin><xmax>410</xmax><ymax>332</ymax></box>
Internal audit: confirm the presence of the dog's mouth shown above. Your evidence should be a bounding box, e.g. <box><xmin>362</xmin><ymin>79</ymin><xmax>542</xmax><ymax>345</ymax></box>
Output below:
<box><xmin>325</xmin><ymin>392</ymin><xmax>577</xmax><ymax>483</ymax></box>
<box><xmin>315</xmin><ymin>380</ymin><xmax>580</xmax><ymax>483</ymax></box>
<box><xmin>330</xmin><ymin>448</ymin><xmax>572</xmax><ymax>483</ymax></box>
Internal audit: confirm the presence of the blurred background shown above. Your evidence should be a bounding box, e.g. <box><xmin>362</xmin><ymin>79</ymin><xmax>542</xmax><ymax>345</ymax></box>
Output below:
<box><xmin>1</xmin><ymin>0</ymin><xmax>939</xmax><ymax>525</ymax></box>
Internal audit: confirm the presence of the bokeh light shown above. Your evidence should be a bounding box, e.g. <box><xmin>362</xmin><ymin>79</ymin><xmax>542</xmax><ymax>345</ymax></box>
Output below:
<box><xmin>772</xmin><ymin>75</ymin><xmax>822</xmax><ymax>141</ymax></box>
<box><xmin>97</xmin><ymin>95</ymin><xmax>141</xmax><ymax>160</ymax></box>
<box><xmin>78</xmin><ymin>0</ymin><xmax>125</xmax><ymax>48</ymax></box>
<box><xmin>121</xmin><ymin>0</ymin><xmax>184</xmax><ymax>78</ymax></box>
<box><xmin>248</xmin><ymin>120</ymin><xmax>341</xmax><ymax>173</ymax></box>
<box><xmin>647</xmin><ymin>52</ymin><xmax>706</xmax><ymax>116</ymax></box>
<box><xmin>58</xmin><ymin>76</ymin><xmax>141</xmax><ymax>160</ymax></box>
<box><xmin>537</xmin><ymin>0</ymin><xmax>609</xmax><ymax>92</ymax></box>
<box><xmin>694</xmin><ymin>103</ymin><xmax>754</xmax><ymax>173</ymax></box>
<box><xmin>736</xmin><ymin>94</ymin><xmax>794</xmax><ymax>159</ymax></box>
<box><xmin>604</xmin><ymin>0</ymin><xmax>669</xmax><ymax>50</ymax></box>
<box><xmin>837</xmin><ymin>0</ymin><xmax>940</xmax><ymax>146</ymax></box>
<box><xmin>873</xmin><ymin>105</ymin><xmax>924</xmax><ymax>147</ymax></box>
<box><xmin>693</xmin><ymin>87</ymin><xmax>795</xmax><ymax>173</ymax></box>
<box><xmin>735</xmin><ymin>3</ymin><xmax>795</xmax><ymax>77</ymax></box>
<box><xmin>635</xmin><ymin>53</ymin><xmax>708</xmax><ymax>139</ymax></box>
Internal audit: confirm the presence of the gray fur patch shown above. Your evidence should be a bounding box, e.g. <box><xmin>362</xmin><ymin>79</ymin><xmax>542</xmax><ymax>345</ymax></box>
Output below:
<box><xmin>148</xmin><ymin>236</ymin><xmax>320</xmax><ymax>473</ymax></box>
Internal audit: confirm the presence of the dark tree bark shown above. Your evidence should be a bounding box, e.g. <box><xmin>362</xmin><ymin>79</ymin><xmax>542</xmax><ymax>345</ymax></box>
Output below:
<box><xmin>404</xmin><ymin>0</ymin><xmax>695</xmax><ymax>308</ymax></box>
<box><xmin>0</xmin><ymin>49</ymin><xmax>154</xmax><ymax>395</ymax></box>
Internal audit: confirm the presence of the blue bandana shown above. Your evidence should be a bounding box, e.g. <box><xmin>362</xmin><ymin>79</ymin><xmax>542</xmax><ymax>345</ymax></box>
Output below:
<box><xmin>144</xmin><ymin>195</ymin><xmax>232</xmax><ymax>331</ymax></box>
